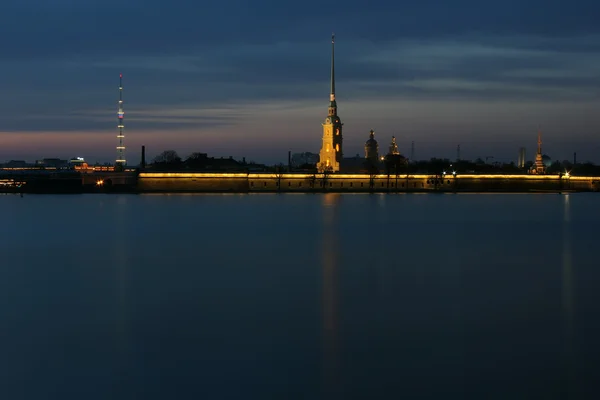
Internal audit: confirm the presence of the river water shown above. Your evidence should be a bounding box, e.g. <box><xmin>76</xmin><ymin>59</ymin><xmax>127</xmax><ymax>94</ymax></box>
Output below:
<box><xmin>1</xmin><ymin>193</ymin><xmax>599</xmax><ymax>399</ymax></box>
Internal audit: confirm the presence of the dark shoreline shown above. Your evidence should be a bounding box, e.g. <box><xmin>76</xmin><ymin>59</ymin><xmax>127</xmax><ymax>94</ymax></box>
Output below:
<box><xmin>0</xmin><ymin>188</ymin><xmax>588</xmax><ymax>195</ymax></box>
<box><xmin>2</xmin><ymin>171</ymin><xmax>599</xmax><ymax>194</ymax></box>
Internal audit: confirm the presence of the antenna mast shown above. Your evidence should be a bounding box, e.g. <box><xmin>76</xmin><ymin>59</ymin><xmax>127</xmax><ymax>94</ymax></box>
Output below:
<box><xmin>116</xmin><ymin>73</ymin><xmax>126</xmax><ymax>170</ymax></box>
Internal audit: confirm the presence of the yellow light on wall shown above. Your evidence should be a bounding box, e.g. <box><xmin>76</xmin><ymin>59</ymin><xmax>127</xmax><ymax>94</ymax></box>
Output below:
<box><xmin>138</xmin><ymin>172</ymin><xmax>600</xmax><ymax>181</ymax></box>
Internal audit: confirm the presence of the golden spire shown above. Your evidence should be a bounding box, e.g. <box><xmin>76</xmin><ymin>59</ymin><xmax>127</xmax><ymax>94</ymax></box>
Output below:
<box><xmin>330</xmin><ymin>33</ymin><xmax>336</xmax><ymax>104</ymax></box>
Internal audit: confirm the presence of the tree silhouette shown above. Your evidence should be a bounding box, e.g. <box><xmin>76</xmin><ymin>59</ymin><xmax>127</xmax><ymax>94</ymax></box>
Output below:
<box><xmin>306</xmin><ymin>172</ymin><xmax>317</xmax><ymax>189</ymax></box>
<box><xmin>184</xmin><ymin>153</ymin><xmax>208</xmax><ymax>170</ymax></box>
<box><xmin>318</xmin><ymin>166</ymin><xmax>333</xmax><ymax>191</ymax></box>
<box><xmin>152</xmin><ymin>150</ymin><xmax>182</xmax><ymax>170</ymax></box>
<box><xmin>274</xmin><ymin>163</ymin><xmax>285</xmax><ymax>192</ymax></box>
<box><xmin>363</xmin><ymin>159</ymin><xmax>379</xmax><ymax>191</ymax></box>
<box><xmin>384</xmin><ymin>154</ymin><xmax>407</xmax><ymax>192</ymax></box>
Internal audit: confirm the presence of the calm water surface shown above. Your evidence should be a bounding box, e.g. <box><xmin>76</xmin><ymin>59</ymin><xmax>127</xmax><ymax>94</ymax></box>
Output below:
<box><xmin>1</xmin><ymin>193</ymin><xmax>599</xmax><ymax>399</ymax></box>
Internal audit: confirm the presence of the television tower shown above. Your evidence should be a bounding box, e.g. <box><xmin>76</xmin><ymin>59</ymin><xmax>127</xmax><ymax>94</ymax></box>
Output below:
<box><xmin>116</xmin><ymin>73</ymin><xmax>126</xmax><ymax>170</ymax></box>
<box><xmin>411</xmin><ymin>141</ymin><xmax>415</xmax><ymax>162</ymax></box>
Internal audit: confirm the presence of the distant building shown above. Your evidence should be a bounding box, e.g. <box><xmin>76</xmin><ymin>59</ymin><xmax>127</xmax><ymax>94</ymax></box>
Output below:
<box><xmin>38</xmin><ymin>158</ymin><xmax>69</xmax><ymax>169</ymax></box>
<box><xmin>246</xmin><ymin>163</ymin><xmax>268</xmax><ymax>172</ymax></box>
<box><xmin>530</xmin><ymin>131</ymin><xmax>546</xmax><ymax>174</ymax></box>
<box><xmin>204</xmin><ymin>157</ymin><xmax>243</xmax><ymax>171</ymax></box>
<box><xmin>291</xmin><ymin>152</ymin><xmax>319</xmax><ymax>167</ymax></box>
<box><xmin>388</xmin><ymin>136</ymin><xmax>400</xmax><ymax>156</ymax></box>
<box><xmin>68</xmin><ymin>157</ymin><xmax>94</xmax><ymax>173</ymax></box>
<box><xmin>518</xmin><ymin>147</ymin><xmax>526</xmax><ymax>168</ymax></box>
<box><xmin>364</xmin><ymin>130</ymin><xmax>379</xmax><ymax>164</ymax></box>
<box><xmin>69</xmin><ymin>157</ymin><xmax>87</xmax><ymax>167</ymax></box>
<box><xmin>3</xmin><ymin>160</ymin><xmax>29</xmax><ymax>168</ymax></box>
<box><xmin>340</xmin><ymin>154</ymin><xmax>366</xmax><ymax>172</ymax></box>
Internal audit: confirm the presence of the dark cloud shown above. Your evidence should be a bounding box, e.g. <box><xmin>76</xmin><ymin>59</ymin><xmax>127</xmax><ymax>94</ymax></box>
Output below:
<box><xmin>0</xmin><ymin>108</ymin><xmax>238</xmax><ymax>132</ymax></box>
<box><xmin>2</xmin><ymin>0</ymin><xmax>600</xmax><ymax>60</ymax></box>
<box><xmin>2</xmin><ymin>0</ymin><xmax>600</xmax><ymax>162</ymax></box>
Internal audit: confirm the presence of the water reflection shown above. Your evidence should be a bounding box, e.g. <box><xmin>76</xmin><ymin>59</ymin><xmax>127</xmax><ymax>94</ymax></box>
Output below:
<box><xmin>321</xmin><ymin>193</ymin><xmax>341</xmax><ymax>398</ymax></box>
<box><xmin>4</xmin><ymin>193</ymin><xmax>599</xmax><ymax>399</ymax></box>
<box><xmin>377</xmin><ymin>192</ymin><xmax>386</xmax><ymax>208</ymax></box>
<box><xmin>562</xmin><ymin>194</ymin><xmax>576</xmax><ymax>398</ymax></box>
<box><xmin>113</xmin><ymin>197</ymin><xmax>131</xmax><ymax>369</ymax></box>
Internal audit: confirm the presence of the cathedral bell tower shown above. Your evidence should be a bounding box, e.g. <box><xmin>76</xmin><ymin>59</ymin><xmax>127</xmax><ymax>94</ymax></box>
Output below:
<box><xmin>532</xmin><ymin>130</ymin><xmax>546</xmax><ymax>174</ymax></box>
<box><xmin>318</xmin><ymin>34</ymin><xmax>343</xmax><ymax>172</ymax></box>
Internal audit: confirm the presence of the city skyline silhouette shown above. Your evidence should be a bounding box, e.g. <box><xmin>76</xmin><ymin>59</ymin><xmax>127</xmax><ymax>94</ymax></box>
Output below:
<box><xmin>1</xmin><ymin>0</ymin><xmax>600</xmax><ymax>164</ymax></box>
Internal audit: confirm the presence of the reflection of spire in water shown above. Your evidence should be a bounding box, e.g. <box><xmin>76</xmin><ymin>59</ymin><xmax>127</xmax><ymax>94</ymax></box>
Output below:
<box><xmin>563</xmin><ymin>193</ymin><xmax>571</xmax><ymax>223</ymax></box>
<box><xmin>321</xmin><ymin>193</ymin><xmax>340</xmax><ymax>398</ymax></box>
<box><xmin>323</xmin><ymin>192</ymin><xmax>339</xmax><ymax>209</ymax></box>
<box><xmin>562</xmin><ymin>194</ymin><xmax>576</xmax><ymax>397</ymax></box>
<box><xmin>113</xmin><ymin>197</ymin><xmax>132</xmax><ymax>367</ymax></box>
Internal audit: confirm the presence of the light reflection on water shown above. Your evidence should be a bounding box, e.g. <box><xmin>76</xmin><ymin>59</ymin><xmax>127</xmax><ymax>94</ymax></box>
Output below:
<box><xmin>321</xmin><ymin>193</ymin><xmax>340</xmax><ymax>398</ymax></box>
<box><xmin>1</xmin><ymin>193</ymin><xmax>600</xmax><ymax>399</ymax></box>
<box><xmin>562</xmin><ymin>194</ymin><xmax>576</xmax><ymax>398</ymax></box>
<box><xmin>113</xmin><ymin>197</ymin><xmax>131</xmax><ymax>375</ymax></box>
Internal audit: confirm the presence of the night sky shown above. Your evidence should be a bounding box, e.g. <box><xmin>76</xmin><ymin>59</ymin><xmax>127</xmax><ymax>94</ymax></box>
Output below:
<box><xmin>1</xmin><ymin>0</ymin><xmax>600</xmax><ymax>164</ymax></box>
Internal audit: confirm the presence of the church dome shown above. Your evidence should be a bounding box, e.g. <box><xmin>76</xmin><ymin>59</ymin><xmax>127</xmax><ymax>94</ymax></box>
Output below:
<box><xmin>364</xmin><ymin>129</ymin><xmax>379</xmax><ymax>160</ymax></box>
<box><xmin>365</xmin><ymin>130</ymin><xmax>378</xmax><ymax>146</ymax></box>
<box><xmin>542</xmin><ymin>155</ymin><xmax>552</xmax><ymax>167</ymax></box>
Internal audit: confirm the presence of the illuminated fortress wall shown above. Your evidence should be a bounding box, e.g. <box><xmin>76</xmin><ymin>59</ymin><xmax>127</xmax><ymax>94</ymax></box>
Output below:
<box><xmin>138</xmin><ymin>173</ymin><xmax>250</xmax><ymax>192</ymax></box>
<box><xmin>137</xmin><ymin>173</ymin><xmax>600</xmax><ymax>193</ymax></box>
